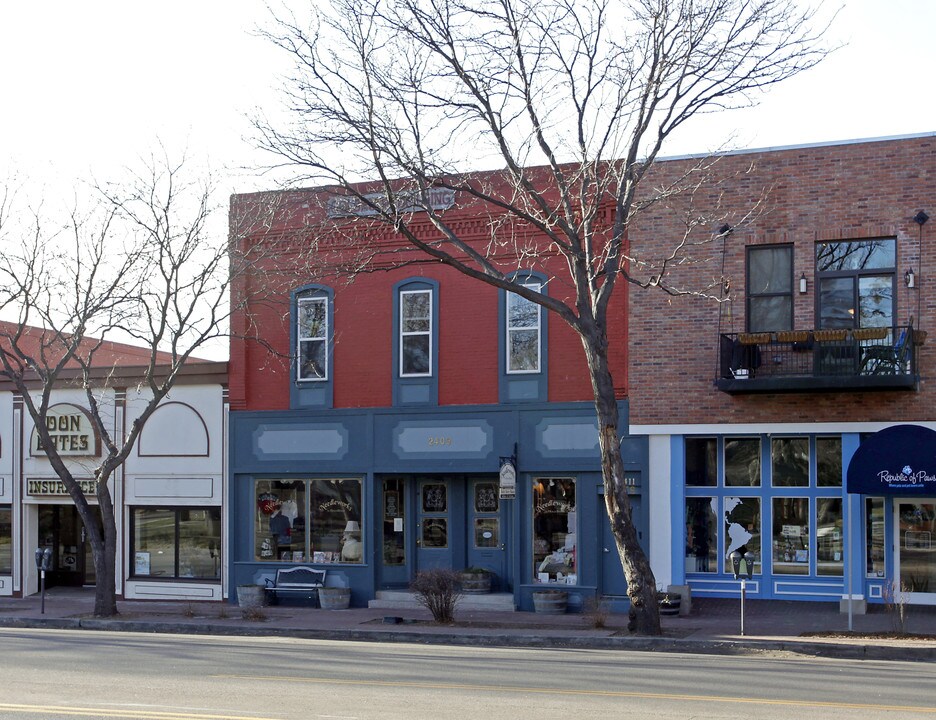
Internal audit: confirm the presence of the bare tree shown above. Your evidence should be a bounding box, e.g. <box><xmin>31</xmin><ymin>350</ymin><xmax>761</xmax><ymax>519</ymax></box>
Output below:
<box><xmin>0</xmin><ymin>153</ymin><xmax>251</xmax><ymax>617</ymax></box>
<box><xmin>253</xmin><ymin>0</ymin><xmax>830</xmax><ymax>634</ymax></box>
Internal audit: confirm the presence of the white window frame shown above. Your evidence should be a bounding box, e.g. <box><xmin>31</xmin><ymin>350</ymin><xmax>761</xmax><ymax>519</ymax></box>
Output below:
<box><xmin>399</xmin><ymin>288</ymin><xmax>433</xmax><ymax>377</ymax></box>
<box><xmin>297</xmin><ymin>295</ymin><xmax>328</xmax><ymax>382</ymax></box>
<box><xmin>506</xmin><ymin>282</ymin><xmax>541</xmax><ymax>374</ymax></box>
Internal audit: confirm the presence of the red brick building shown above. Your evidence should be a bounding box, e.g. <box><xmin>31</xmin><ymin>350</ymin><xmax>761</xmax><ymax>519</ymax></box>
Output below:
<box><xmin>627</xmin><ymin>133</ymin><xmax>936</xmax><ymax>610</ymax></box>
<box><xmin>227</xmin><ymin>182</ymin><xmax>639</xmax><ymax>611</ymax></box>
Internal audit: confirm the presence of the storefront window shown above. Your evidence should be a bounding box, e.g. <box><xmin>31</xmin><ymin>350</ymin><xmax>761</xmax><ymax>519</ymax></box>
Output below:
<box><xmin>0</xmin><ymin>506</ymin><xmax>11</xmax><ymax>574</ymax></box>
<box><xmin>816</xmin><ymin>498</ymin><xmax>843</xmax><ymax>577</ymax></box>
<box><xmin>254</xmin><ymin>478</ymin><xmax>362</xmax><ymax>564</ymax></box>
<box><xmin>686</xmin><ymin>438</ymin><xmax>717</xmax><ymax>486</ymax></box>
<box><xmin>772</xmin><ymin>498</ymin><xmax>809</xmax><ymax>574</ymax></box>
<box><xmin>771</xmin><ymin>437</ymin><xmax>809</xmax><ymax>487</ymax></box>
<box><xmin>533</xmin><ymin>478</ymin><xmax>576</xmax><ymax>584</ymax></box>
<box><xmin>685</xmin><ymin>498</ymin><xmax>717</xmax><ymax>573</ymax></box>
<box><xmin>725</xmin><ymin>438</ymin><xmax>761</xmax><ymax>486</ymax></box>
<box><xmin>865</xmin><ymin>497</ymin><xmax>885</xmax><ymax>577</ymax></box>
<box><xmin>131</xmin><ymin>507</ymin><xmax>221</xmax><ymax>580</ymax></box>
<box><xmin>724</xmin><ymin>497</ymin><xmax>761</xmax><ymax>573</ymax></box>
<box><xmin>816</xmin><ymin>437</ymin><xmax>842</xmax><ymax>487</ymax></box>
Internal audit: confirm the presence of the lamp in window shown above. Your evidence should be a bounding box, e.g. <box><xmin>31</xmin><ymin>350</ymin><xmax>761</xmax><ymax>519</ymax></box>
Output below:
<box><xmin>341</xmin><ymin>520</ymin><xmax>362</xmax><ymax>562</ymax></box>
<box><xmin>799</xmin><ymin>273</ymin><xmax>807</xmax><ymax>294</ymax></box>
<box><xmin>905</xmin><ymin>267</ymin><xmax>916</xmax><ymax>288</ymax></box>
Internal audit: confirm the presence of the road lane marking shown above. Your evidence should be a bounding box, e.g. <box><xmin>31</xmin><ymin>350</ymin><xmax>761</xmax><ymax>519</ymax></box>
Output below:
<box><xmin>214</xmin><ymin>674</ymin><xmax>936</xmax><ymax>714</ymax></box>
<box><xmin>0</xmin><ymin>704</ymin><xmax>284</xmax><ymax>720</ymax></box>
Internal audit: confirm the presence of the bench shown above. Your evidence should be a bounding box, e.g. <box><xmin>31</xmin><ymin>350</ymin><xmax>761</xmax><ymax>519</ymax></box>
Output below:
<box><xmin>264</xmin><ymin>567</ymin><xmax>326</xmax><ymax>606</ymax></box>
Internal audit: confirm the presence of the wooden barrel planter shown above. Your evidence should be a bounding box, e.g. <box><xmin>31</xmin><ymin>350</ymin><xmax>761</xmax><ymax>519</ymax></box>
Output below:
<box><xmin>532</xmin><ymin>590</ymin><xmax>568</xmax><ymax>614</ymax></box>
<box><xmin>318</xmin><ymin>587</ymin><xmax>351</xmax><ymax>610</ymax></box>
<box><xmin>236</xmin><ymin>585</ymin><xmax>267</xmax><ymax>609</ymax></box>
<box><xmin>459</xmin><ymin>570</ymin><xmax>492</xmax><ymax>594</ymax></box>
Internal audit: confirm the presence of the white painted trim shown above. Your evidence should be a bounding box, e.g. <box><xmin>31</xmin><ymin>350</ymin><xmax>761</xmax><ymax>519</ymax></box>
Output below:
<box><xmin>647</xmin><ymin>435</ymin><xmax>672</xmax><ymax>589</ymax></box>
<box><xmin>774</xmin><ymin>581</ymin><xmax>843</xmax><ymax>597</ymax></box>
<box><xmin>630</xmin><ymin>421</ymin><xmax>936</xmax><ymax>436</ymax></box>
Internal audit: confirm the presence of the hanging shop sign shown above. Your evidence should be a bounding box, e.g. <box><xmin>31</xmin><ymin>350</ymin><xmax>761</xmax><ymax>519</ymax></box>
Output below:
<box><xmin>846</xmin><ymin>424</ymin><xmax>936</xmax><ymax>496</ymax></box>
<box><xmin>498</xmin><ymin>456</ymin><xmax>517</xmax><ymax>499</ymax></box>
<box><xmin>29</xmin><ymin>403</ymin><xmax>101</xmax><ymax>458</ymax></box>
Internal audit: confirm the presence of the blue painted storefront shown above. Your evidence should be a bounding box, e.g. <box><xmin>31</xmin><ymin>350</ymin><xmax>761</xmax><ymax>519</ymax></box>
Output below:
<box><xmin>228</xmin><ymin>401</ymin><xmax>648</xmax><ymax>611</ymax></box>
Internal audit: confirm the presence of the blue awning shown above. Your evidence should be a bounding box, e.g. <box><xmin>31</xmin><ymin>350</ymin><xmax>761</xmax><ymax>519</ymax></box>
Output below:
<box><xmin>846</xmin><ymin>424</ymin><xmax>936</xmax><ymax>495</ymax></box>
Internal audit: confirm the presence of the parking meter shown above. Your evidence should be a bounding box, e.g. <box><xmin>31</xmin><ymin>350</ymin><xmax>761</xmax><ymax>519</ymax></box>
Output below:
<box><xmin>35</xmin><ymin>547</ymin><xmax>52</xmax><ymax>614</ymax></box>
<box><xmin>729</xmin><ymin>550</ymin><xmax>755</xmax><ymax>635</ymax></box>
<box><xmin>729</xmin><ymin>550</ymin><xmax>755</xmax><ymax>580</ymax></box>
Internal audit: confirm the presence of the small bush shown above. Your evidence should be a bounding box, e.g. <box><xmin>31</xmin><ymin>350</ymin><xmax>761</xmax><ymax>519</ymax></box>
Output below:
<box><xmin>583</xmin><ymin>597</ymin><xmax>609</xmax><ymax>629</ymax></box>
<box><xmin>182</xmin><ymin>602</ymin><xmax>197</xmax><ymax>618</ymax></box>
<box><xmin>410</xmin><ymin>568</ymin><xmax>463</xmax><ymax>624</ymax></box>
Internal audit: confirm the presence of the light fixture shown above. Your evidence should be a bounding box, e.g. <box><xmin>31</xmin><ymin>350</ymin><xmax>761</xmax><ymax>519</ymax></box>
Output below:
<box><xmin>913</xmin><ymin>210</ymin><xmax>929</xmax><ymax>226</ymax></box>
<box><xmin>799</xmin><ymin>273</ymin><xmax>807</xmax><ymax>294</ymax></box>
<box><xmin>905</xmin><ymin>267</ymin><xmax>916</xmax><ymax>288</ymax></box>
<box><xmin>718</xmin><ymin>224</ymin><xmax>732</xmax><ymax>236</ymax></box>
<box><xmin>344</xmin><ymin>520</ymin><xmax>361</xmax><ymax>534</ymax></box>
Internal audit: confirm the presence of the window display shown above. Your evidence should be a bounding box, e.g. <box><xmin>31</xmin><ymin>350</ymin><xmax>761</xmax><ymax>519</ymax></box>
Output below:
<box><xmin>131</xmin><ymin>507</ymin><xmax>221</xmax><ymax>579</ymax></box>
<box><xmin>533</xmin><ymin>478</ymin><xmax>576</xmax><ymax>584</ymax></box>
<box><xmin>772</xmin><ymin>497</ymin><xmax>809</xmax><ymax>575</ymax></box>
<box><xmin>724</xmin><ymin>497</ymin><xmax>760</xmax><ymax>574</ymax></box>
<box><xmin>816</xmin><ymin>498</ymin><xmax>843</xmax><ymax>576</ymax></box>
<box><xmin>685</xmin><ymin>497</ymin><xmax>717</xmax><ymax>573</ymax></box>
<box><xmin>865</xmin><ymin>497</ymin><xmax>885</xmax><ymax>577</ymax></box>
<box><xmin>254</xmin><ymin>478</ymin><xmax>362</xmax><ymax>564</ymax></box>
<box><xmin>0</xmin><ymin>506</ymin><xmax>11</xmax><ymax>575</ymax></box>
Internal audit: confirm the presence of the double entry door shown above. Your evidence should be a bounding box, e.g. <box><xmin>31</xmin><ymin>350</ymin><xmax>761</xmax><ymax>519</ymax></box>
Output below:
<box><xmin>37</xmin><ymin>505</ymin><xmax>96</xmax><ymax>588</ymax></box>
<box><xmin>380</xmin><ymin>476</ymin><xmax>506</xmax><ymax>589</ymax></box>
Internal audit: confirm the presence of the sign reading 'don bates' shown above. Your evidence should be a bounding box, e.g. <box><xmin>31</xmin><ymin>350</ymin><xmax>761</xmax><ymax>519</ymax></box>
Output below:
<box><xmin>30</xmin><ymin>404</ymin><xmax>100</xmax><ymax>458</ymax></box>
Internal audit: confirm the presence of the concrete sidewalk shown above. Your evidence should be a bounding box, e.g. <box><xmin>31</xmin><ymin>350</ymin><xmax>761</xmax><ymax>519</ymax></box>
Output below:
<box><xmin>1</xmin><ymin>589</ymin><xmax>934</xmax><ymax>662</ymax></box>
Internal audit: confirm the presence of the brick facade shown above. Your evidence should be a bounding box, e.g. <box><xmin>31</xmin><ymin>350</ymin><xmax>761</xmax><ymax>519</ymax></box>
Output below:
<box><xmin>627</xmin><ymin>134</ymin><xmax>936</xmax><ymax>426</ymax></box>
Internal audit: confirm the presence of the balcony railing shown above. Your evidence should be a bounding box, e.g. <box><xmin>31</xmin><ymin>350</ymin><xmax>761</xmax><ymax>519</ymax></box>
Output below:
<box><xmin>716</xmin><ymin>325</ymin><xmax>922</xmax><ymax>393</ymax></box>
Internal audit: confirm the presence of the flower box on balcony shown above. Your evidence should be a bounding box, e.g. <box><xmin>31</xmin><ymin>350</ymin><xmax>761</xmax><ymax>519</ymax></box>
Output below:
<box><xmin>852</xmin><ymin>327</ymin><xmax>888</xmax><ymax>341</ymax></box>
<box><xmin>776</xmin><ymin>331</ymin><xmax>810</xmax><ymax>343</ymax></box>
<box><xmin>738</xmin><ymin>332</ymin><xmax>772</xmax><ymax>345</ymax></box>
<box><xmin>813</xmin><ymin>329</ymin><xmax>847</xmax><ymax>342</ymax></box>
<box><xmin>914</xmin><ymin>330</ymin><xmax>927</xmax><ymax>346</ymax></box>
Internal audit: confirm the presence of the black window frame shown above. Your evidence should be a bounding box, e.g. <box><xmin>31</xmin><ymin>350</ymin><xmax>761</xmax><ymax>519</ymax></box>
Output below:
<box><xmin>746</xmin><ymin>244</ymin><xmax>793</xmax><ymax>332</ymax></box>
<box><xmin>815</xmin><ymin>238</ymin><xmax>896</xmax><ymax>330</ymax></box>
<box><xmin>129</xmin><ymin>506</ymin><xmax>222</xmax><ymax>581</ymax></box>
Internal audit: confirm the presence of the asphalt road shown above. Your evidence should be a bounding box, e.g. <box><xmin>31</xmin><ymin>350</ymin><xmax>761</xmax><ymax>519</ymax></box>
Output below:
<box><xmin>0</xmin><ymin>628</ymin><xmax>934</xmax><ymax>719</ymax></box>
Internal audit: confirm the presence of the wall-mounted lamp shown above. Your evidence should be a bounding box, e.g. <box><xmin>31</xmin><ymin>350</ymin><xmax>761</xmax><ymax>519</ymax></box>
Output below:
<box><xmin>905</xmin><ymin>267</ymin><xmax>916</xmax><ymax>288</ymax></box>
<box><xmin>799</xmin><ymin>273</ymin><xmax>807</xmax><ymax>294</ymax></box>
<box><xmin>914</xmin><ymin>210</ymin><xmax>929</xmax><ymax>226</ymax></box>
<box><xmin>718</xmin><ymin>224</ymin><xmax>732</xmax><ymax>236</ymax></box>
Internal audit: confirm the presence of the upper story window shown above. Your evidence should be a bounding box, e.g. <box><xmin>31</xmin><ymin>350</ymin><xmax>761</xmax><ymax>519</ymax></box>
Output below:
<box><xmin>746</xmin><ymin>245</ymin><xmax>792</xmax><ymax>332</ymax></box>
<box><xmin>297</xmin><ymin>295</ymin><xmax>328</xmax><ymax>381</ymax></box>
<box><xmin>816</xmin><ymin>238</ymin><xmax>895</xmax><ymax>330</ymax></box>
<box><xmin>506</xmin><ymin>283</ymin><xmax>541</xmax><ymax>373</ymax></box>
<box><xmin>400</xmin><ymin>288</ymin><xmax>432</xmax><ymax>377</ymax></box>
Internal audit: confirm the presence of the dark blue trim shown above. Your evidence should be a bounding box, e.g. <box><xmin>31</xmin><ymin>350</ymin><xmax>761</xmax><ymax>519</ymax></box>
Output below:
<box><xmin>846</xmin><ymin>424</ymin><xmax>936</xmax><ymax>495</ymax></box>
<box><xmin>290</xmin><ymin>284</ymin><xmax>334</xmax><ymax>409</ymax></box>
<box><xmin>498</xmin><ymin>271</ymin><xmax>548</xmax><ymax>403</ymax></box>
<box><xmin>392</xmin><ymin>277</ymin><xmax>439</xmax><ymax>406</ymax></box>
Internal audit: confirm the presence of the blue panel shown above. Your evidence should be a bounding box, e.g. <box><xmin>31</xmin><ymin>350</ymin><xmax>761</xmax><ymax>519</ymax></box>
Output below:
<box><xmin>253</xmin><ymin>423</ymin><xmax>349</xmax><ymax>460</ymax></box>
<box><xmin>391</xmin><ymin>419</ymin><xmax>494</xmax><ymax>460</ymax></box>
<box><xmin>535</xmin><ymin>417</ymin><xmax>600</xmax><ymax>457</ymax></box>
<box><xmin>399</xmin><ymin>383</ymin><xmax>431</xmax><ymax>404</ymax></box>
<box><xmin>506</xmin><ymin>379</ymin><xmax>540</xmax><ymax>401</ymax></box>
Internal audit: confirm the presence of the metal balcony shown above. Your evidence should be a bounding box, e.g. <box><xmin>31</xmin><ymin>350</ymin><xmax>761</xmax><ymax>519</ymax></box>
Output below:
<box><xmin>716</xmin><ymin>325</ymin><xmax>922</xmax><ymax>394</ymax></box>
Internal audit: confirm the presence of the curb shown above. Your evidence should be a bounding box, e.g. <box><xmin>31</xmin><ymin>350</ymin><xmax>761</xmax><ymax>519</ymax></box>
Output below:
<box><xmin>1</xmin><ymin>616</ymin><xmax>933</xmax><ymax>663</ymax></box>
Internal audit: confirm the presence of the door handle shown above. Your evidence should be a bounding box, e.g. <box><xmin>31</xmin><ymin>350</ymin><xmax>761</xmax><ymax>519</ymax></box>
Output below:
<box><xmin>81</xmin><ymin>527</ymin><xmax>86</xmax><ymax>543</ymax></box>
<box><xmin>603</xmin><ymin>547</ymin><xmax>610</xmax><ymax>553</ymax></box>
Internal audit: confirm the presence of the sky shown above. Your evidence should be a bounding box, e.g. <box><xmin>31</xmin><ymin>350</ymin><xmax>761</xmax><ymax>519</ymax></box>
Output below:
<box><xmin>1</xmin><ymin>0</ymin><xmax>933</xmax><ymax>195</ymax></box>
<box><xmin>0</xmin><ymin>0</ymin><xmax>933</xmax><ymax>359</ymax></box>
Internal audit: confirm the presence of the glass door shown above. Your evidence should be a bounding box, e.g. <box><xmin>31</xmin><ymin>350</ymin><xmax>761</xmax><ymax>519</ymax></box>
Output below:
<box><xmin>38</xmin><ymin>505</ymin><xmax>95</xmax><ymax>588</ymax></box>
<box><xmin>895</xmin><ymin>501</ymin><xmax>936</xmax><ymax>603</ymax></box>
<box><xmin>416</xmin><ymin>479</ymin><xmax>451</xmax><ymax>572</ymax></box>
<box><xmin>466</xmin><ymin>478</ymin><xmax>505</xmax><ymax>589</ymax></box>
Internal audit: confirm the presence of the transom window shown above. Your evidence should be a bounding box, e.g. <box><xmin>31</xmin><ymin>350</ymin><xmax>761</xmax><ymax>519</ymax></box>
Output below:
<box><xmin>816</xmin><ymin>238</ymin><xmax>895</xmax><ymax>330</ymax></box>
<box><xmin>297</xmin><ymin>295</ymin><xmax>328</xmax><ymax>381</ymax></box>
<box><xmin>400</xmin><ymin>289</ymin><xmax>432</xmax><ymax>376</ymax></box>
<box><xmin>507</xmin><ymin>283</ymin><xmax>541</xmax><ymax>373</ymax></box>
<box><xmin>747</xmin><ymin>245</ymin><xmax>792</xmax><ymax>332</ymax></box>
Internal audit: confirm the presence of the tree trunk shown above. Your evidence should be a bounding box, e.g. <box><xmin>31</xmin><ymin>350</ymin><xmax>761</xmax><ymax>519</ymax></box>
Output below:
<box><xmin>92</xmin><ymin>514</ymin><xmax>119</xmax><ymax>617</ymax></box>
<box><xmin>581</xmin><ymin>330</ymin><xmax>661</xmax><ymax>636</ymax></box>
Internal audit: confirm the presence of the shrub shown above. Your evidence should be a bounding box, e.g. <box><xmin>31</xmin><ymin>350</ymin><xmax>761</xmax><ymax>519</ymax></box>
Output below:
<box><xmin>410</xmin><ymin>568</ymin><xmax>463</xmax><ymax>624</ymax></box>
